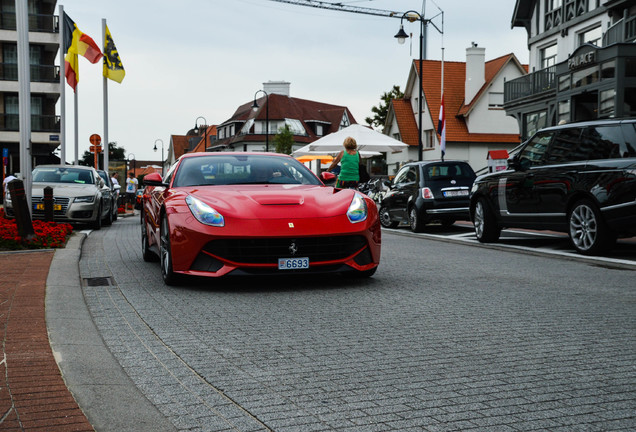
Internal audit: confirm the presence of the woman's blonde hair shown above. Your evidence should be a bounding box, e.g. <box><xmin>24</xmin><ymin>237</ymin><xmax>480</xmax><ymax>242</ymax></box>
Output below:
<box><xmin>343</xmin><ymin>136</ymin><xmax>357</xmax><ymax>150</ymax></box>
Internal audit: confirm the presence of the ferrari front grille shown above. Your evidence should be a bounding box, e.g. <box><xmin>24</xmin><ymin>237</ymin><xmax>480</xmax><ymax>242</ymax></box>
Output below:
<box><xmin>202</xmin><ymin>235</ymin><xmax>367</xmax><ymax>264</ymax></box>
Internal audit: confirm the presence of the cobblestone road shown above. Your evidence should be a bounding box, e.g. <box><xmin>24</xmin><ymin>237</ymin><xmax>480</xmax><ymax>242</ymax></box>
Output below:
<box><xmin>78</xmin><ymin>217</ymin><xmax>636</xmax><ymax>431</ymax></box>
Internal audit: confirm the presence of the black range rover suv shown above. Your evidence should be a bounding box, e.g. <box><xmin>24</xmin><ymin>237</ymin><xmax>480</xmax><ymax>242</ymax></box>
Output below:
<box><xmin>470</xmin><ymin>119</ymin><xmax>636</xmax><ymax>255</ymax></box>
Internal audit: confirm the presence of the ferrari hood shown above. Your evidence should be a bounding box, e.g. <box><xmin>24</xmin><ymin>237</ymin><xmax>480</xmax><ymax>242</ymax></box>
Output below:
<box><xmin>186</xmin><ymin>185</ymin><xmax>357</xmax><ymax>219</ymax></box>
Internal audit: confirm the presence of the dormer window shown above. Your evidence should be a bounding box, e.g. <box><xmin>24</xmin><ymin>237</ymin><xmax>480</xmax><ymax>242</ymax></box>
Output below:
<box><xmin>340</xmin><ymin>111</ymin><xmax>350</xmax><ymax>129</ymax></box>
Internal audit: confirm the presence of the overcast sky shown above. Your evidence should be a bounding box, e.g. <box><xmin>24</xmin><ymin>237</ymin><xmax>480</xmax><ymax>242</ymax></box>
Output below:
<box><xmin>57</xmin><ymin>0</ymin><xmax>529</xmax><ymax>163</ymax></box>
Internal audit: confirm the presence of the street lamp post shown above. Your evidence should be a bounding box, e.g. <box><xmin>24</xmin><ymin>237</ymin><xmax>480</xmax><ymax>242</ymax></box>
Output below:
<box><xmin>252</xmin><ymin>90</ymin><xmax>269</xmax><ymax>152</ymax></box>
<box><xmin>153</xmin><ymin>139</ymin><xmax>164</xmax><ymax>176</ymax></box>
<box><xmin>193</xmin><ymin>116</ymin><xmax>208</xmax><ymax>152</ymax></box>
<box><xmin>395</xmin><ymin>10</ymin><xmax>443</xmax><ymax>162</ymax></box>
<box><xmin>127</xmin><ymin>153</ymin><xmax>136</xmax><ymax>177</ymax></box>
<box><xmin>395</xmin><ymin>11</ymin><xmax>426</xmax><ymax>162</ymax></box>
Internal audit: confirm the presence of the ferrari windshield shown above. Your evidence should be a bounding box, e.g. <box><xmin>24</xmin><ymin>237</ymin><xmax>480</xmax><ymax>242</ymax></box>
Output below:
<box><xmin>173</xmin><ymin>154</ymin><xmax>322</xmax><ymax>187</ymax></box>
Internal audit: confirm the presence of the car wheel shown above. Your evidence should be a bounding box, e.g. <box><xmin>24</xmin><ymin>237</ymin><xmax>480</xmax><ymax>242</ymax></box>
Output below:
<box><xmin>104</xmin><ymin>203</ymin><xmax>113</xmax><ymax>226</ymax></box>
<box><xmin>473</xmin><ymin>198</ymin><xmax>500</xmax><ymax>243</ymax></box>
<box><xmin>141</xmin><ymin>215</ymin><xmax>158</xmax><ymax>262</ymax></box>
<box><xmin>160</xmin><ymin>215</ymin><xmax>178</xmax><ymax>285</ymax></box>
<box><xmin>92</xmin><ymin>205</ymin><xmax>102</xmax><ymax>230</ymax></box>
<box><xmin>409</xmin><ymin>206</ymin><xmax>424</xmax><ymax>233</ymax></box>
<box><xmin>379</xmin><ymin>206</ymin><xmax>398</xmax><ymax>228</ymax></box>
<box><xmin>568</xmin><ymin>199</ymin><xmax>615</xmax><ymax>255</ymax></box>
<box><xmin>113</xmin><ymin>206</ymin><xmax>118</xmax><ymax>221</ymax></box>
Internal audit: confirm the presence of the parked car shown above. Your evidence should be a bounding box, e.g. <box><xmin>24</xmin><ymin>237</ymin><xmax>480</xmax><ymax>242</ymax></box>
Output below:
<box><xmin>141</xmin><ymin>152</ymin><xmax>381</xmax><ymax>285</ymax></box>
<box><xmin>4</xmin><ymin>165</ymin><xmax>111</xmax><ymax>229</ymax></box>
<box><xmin>97</xmin><ymin>169</ymin><xmax>118</xmax><ymax>223</ymax></box>
<box><xmin>379</xmin><ymin>160</ymin><xmax>476</xmax><ymax>232</ymax></box>
<box><xmin>470</xmin><ymin>119</ymin><xmax>636</xmax><ymax>255</ymax></box>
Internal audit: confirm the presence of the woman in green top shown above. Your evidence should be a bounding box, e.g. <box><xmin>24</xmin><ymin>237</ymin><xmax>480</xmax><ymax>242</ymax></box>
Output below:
<box><xmin>327</xmin><ymin>136</ymin><xmax>359</xmax><ymax>189</ymax></box>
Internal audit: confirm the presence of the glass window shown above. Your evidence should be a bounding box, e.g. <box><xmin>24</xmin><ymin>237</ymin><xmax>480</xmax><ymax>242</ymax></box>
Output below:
<box><xmin>599</xmin><ymin>89</ymin><xmax>615</xmax><ymax>118</ymax></box>
<box><xmin>541</xmin><ymin>44</ymin><xmax>558</xmax><ymax>69</ymax></box>
<box><xmin>284</xmin><ymin>118</ymin><xmax>306</xmax><ymax>135</ymax></box>
<box><xmin>488</xmin><ymin>92</ymin><xmax>504</xmax><ymax>108</ymax></box>
<box><xmin>558</xmin><ymin>100</ymin><xmax>570</xmax><ymax>124</ymax></box>
<box><xmin>624</xmin><ymin>88</ymin><xmax>636</xmax><ymax>115</ymax></box>
<box><xmin>572</xmin><ymin>66</ymin><xmax>599</xmax><ymax>88</ymax></box>
<box><xmin>546</xmin><ymin>128</ymin><xmax>583</xmax><ymax>163</ymax></box>
<box><xmin>519</xmin><ymin>132</ymin><xmax>554</xmax><ymax>167</ymax></box>
<box><xmin>578</xmin><ymin>26</ymin><xmax>602</xmax><ymax>47</ymax></box>
<box><xmin>625</xmin><ymin>58</ymin><xmax>636</xmax><ymax>77</ymax></box>
<box><xmin>601</xmin><ymin>60</ymin><xmax>615</xmax><ymax>80</ymax></box>
<box><xmin>393</xmin><ymin>166</ymin><xmax>410</xmax><ymax>184</ymax></box>
<box><xmin>619</xmin><ymin>124</ymin><xmax>636</xmax><ymax>157</ymax></box>
<box><xmin>524</xmin><ymin>111</ymin><xmax>548</xmax><ymax>138</ymax></box>
<box><xmin>558</xmin><ymin>74</ymin><xmax>570</xmax><ymax>92</ymax></box>
<box><xmin>240</xmin><ymin>118</ymin><xmax>254</xmax><ymax>135</ymax></box>
<box><xmin>580</xmin><ymin>126</ymin><xmax>624</xmax><ymax>160</ymax></box>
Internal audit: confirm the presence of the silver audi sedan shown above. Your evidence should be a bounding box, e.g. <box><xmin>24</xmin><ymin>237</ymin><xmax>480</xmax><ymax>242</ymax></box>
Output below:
<box><xmin>4</xmin><ymin>165</ymin><xmax>112</xmax><ymax>229</ymax></box>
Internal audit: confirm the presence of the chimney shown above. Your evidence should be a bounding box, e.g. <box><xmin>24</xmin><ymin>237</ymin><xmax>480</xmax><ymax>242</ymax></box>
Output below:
<box><xmin>263</xmin><ymin>80</ymin><xmax>290</xmax><ymax>96</ymax></box>
<box><xmin>465</xmin><ymin>43</ymin><xmax>485</xmax><ymax>104</ymax></box>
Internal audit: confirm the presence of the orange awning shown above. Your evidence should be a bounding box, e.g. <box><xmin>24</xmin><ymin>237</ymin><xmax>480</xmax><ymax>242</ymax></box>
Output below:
<box><xmin>295</xmin><ymin>155</ymin><xmax>334</xmax><ymax>164</ymax></box>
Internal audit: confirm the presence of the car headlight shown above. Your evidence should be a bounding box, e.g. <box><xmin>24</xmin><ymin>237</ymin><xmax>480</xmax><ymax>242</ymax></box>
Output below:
<box><xmin>75</xmin><ymin>195</ymin><xmax>95</xmax><ymax>203</ymax></box>
<box><xmin>347</xmin><ymin>192</ymin><xmax>367</xmax><ymax>223</ymax></box>
<box><xmin>186</xmin><ymin>195</ymin><xmax>224</xmax><ymax>227</ymax></box>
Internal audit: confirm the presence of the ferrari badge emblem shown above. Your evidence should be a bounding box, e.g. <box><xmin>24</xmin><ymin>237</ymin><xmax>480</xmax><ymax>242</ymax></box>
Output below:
<box><xmin>289</xmin><ymin>242</ymin><xmax>298</xmax><ymax>256</ymax></box>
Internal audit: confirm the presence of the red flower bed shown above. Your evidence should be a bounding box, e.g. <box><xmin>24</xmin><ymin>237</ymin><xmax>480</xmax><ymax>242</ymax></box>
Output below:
<box><xmin>0</xmin><ymin>208</ymin><xmax>73</xmax><ymax>250</ymax></box>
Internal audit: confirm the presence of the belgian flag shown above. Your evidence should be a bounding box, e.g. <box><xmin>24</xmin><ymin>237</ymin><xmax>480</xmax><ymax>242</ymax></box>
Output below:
<box><xmin>63</xmin><ymin>12</ymin><xmax>103</xmax><ymax>91</ymax></box>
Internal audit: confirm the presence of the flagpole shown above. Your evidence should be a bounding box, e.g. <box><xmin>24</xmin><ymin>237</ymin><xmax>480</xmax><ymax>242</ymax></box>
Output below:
<box><xmin>74</xmin><ymin>79</ymin><xmax>79</xmax><ymax>165</ymax></box>
<box><xmin>59</xmin><ymin>5</ymin><xmax>66</xmax><ymax>165</ymax></box>
<box><xmin>102</xmin><ymin>18</ymin><xmax>109</xmax><ymax>174</ymax></box>
<box><xmin>440</xmin><ymin>9</ymin><xmax>444</xmax><ymax>161</ymax></box>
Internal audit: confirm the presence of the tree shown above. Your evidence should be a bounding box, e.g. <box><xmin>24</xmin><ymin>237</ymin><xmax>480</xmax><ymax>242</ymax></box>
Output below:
<box><xmin>365</xmin><ymin>85</ymin><xmax>405</xmax><ymax>131</ymax></box>
<box><xmin>273</xmin><ymin>125</ymin><xmax>295</xmax><ymax>155</ymax></box>
<box><xmin>79</xmin><ymin>142</ymin><xmax>126</xmax><ymax>168</ymax></box>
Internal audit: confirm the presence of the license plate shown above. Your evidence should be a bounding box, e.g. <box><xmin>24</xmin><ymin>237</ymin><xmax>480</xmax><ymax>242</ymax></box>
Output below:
<box><xmin>35</xmin><ymin>203</ymin><xmax>61</xmax><ymax>211</ymax></box>
<box><xmin>443</xmin><ymin>190</ymin><xmax>469</xmax><ymax>197</ymax></box>
<box><xmin>278</xmin><ymin>257</ymin><xmax>309</xmax><ymax>270</ymax></box>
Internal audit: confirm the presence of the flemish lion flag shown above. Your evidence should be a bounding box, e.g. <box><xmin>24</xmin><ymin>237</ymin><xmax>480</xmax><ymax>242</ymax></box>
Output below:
<box><xmin>103</xmin><ymin>25</ymin><xmax>125</xmax><ymax>83</ymax></box>
<box><xmin>63</xmin><ymin>12</ymin><xmax>103</xmax><ymax>91</ymax></box>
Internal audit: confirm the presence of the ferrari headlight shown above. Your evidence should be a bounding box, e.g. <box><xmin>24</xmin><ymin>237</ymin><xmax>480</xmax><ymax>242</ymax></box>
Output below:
<box><xmin>347</xmin><ymin>192</ymin><xmax>367</xmax><ymax>223</ymax></box>
<box><xmin>186</xmin><ymin>195</ymin><xmax>224</xmax><ymax>227</ymax></box>
<box><xmin>75</xmin><ymin>195</ymin><xmax>95</xmax><ymax>203</ymax></box>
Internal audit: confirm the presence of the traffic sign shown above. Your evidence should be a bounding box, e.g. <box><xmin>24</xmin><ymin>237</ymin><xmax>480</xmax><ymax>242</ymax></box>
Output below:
<box><xmin>89</xmin><ymin>145</ymin><xmax>103</xmax><ymax>153</ymax></box>
<box><xmin>89</xmin><ymin>134</ymin><xmax>102</xmax><ymax>146</ymax></box>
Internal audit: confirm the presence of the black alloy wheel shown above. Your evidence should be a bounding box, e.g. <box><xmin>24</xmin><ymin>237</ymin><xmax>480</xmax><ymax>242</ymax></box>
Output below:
<box><xmin>379</xmin><ymin>206</ymin><xmax>398</xmax><ymax>228</ymax></box>
<box><xmin>568</xmin><ymin>199</ymin><xmax>615</xmax><ymax>255</ymax></box>
<box><xmin>473</xmin><ymin>198</ymin><xmax>500</xmax><ymax>243</ymax></box>
<box><xmin>160</xmin><ymin>215</ymin><xmax>178</xmax><ymax>285</ymax></box>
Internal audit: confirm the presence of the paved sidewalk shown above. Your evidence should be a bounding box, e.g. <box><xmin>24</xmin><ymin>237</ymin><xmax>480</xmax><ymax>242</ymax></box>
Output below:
<box><xmin>0</xmin><ymin>249</ymin><xmax>93</xmax><ymax>431</ymax></box>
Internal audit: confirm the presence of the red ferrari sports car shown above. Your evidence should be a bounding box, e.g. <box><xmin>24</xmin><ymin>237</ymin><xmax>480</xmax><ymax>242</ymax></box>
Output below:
<box><xmin>141</xmin><ymin>152</ymin><xmax>381</xmax><ymax>284</ymax></box>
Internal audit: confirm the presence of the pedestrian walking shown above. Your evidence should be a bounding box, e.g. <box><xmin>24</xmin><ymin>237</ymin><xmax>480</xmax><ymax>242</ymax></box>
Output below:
<box><xmin>125</xmin><ymin>172</ymin><xmax>138</xmax><ymax>211</ymax></box>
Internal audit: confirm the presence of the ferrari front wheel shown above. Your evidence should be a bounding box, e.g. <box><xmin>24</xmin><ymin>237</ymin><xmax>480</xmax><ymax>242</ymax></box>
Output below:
<box><xmin>160</xmin><ymin>215</ymin><xmax>178</xmax><ymax>285</ymax></box>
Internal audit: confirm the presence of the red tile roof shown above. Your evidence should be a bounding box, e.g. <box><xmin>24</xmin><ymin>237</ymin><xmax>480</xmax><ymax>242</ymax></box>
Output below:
<box><xmin>191</xmin><ymin>125</ymin><xmax>218</xmax><ymax>152</ymax></box>
<box><xmin>412</xmin><ymin>55</ymin><xmax>523</xmax><ymax>145</ymax></box>
<box><xmin>171</xmin><ymin>135</ymin><xmax>189</xmax><ymax>159</ymax></box>
<box><xmin>391</xmin><ymin>99</ymin><xmax>419</xmax><ymax>146</ymax></box>
<box><xmin>216</xmin><ymin>93</ymin><xmax>357</xmax><ymax>147</ymax></box>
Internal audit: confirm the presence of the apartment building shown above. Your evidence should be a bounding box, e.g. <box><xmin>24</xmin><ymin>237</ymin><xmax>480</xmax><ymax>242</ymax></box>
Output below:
<box><xmin>506</xmin><ymin>0</ymin><xmax>636</xmax><ymax>139</ymax></box>
<box><xmin>0</xmin><ymin>0</ymin><xmax>60</xmax><ymax>174</ymax></box>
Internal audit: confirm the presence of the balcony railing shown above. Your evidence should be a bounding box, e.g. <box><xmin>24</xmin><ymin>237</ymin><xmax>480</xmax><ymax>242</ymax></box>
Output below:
<box><xmin>602</xmin><ymin>14</ymin><xmax>636</xmax><ymax>46</ymax></box>
<box><xmin>0</xmin><ymin>12</ymin><xmax>58</xmax><ymax>32</ymax></box>
<box><xmin>504</xmin><ymin>66</ymin><xmax>556</xmax><ymax>104</ymax></box>
<box><xmin>0</xmin><ymin>114</ymin><xmax>61</xmax><ymax>132</ymax></box>
<box><xmin>0</xmin><ymin>63</ymin><xmax>60</xmax><ymax>82</ymax></box>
